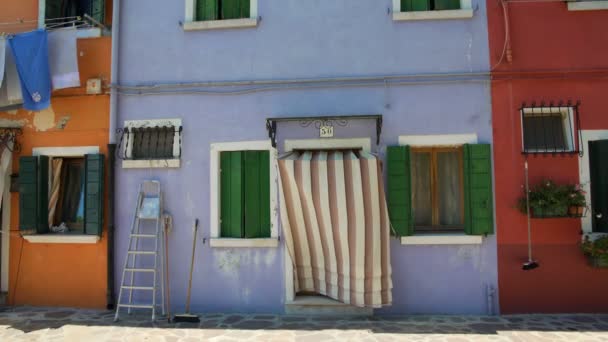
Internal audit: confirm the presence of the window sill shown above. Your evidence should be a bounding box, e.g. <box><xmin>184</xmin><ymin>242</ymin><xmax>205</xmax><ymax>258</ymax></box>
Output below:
<box><xmin>183</xmin><ymin>18</ymin><xmax>258</xmax><ymax>31</ymax></box>
<box><xmin>392</xmin><ymin>9</ymin><xmax>474</xmax><ymax>21</ymax></box>
<box><xmin>567</xmin><ymin>1</ymin><xmax>608</xmax><ymax>11</ymax></box>
<box><xmin>23</xmin><ymin>234</ymin><xmax>100</xmax><ymax>244</ymax></box>
<box><xmin>401</xmin><ymin>234</ymin><xmax>483</xmax><ymax>245</ymax></box>
<box><xmin>122</xmin><ymin>159</ymin><xmax>180</xmax><ymax>169</ymax></box>
<box><xmin>76</xmin><ymin>27</ymin><xmax>102</xmax><ymax>39</ymax></box>
<box><xmin>209</xmin><ymin>238</ymin><xmax>279</xmax><ymax>248</ymax></box>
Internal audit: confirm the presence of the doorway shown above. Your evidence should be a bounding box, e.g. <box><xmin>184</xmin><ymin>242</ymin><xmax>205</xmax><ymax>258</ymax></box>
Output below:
<box><xmin>589</xmin><ymin>140</ymin><xmax>608</xmax><ymax>233</ymax></box>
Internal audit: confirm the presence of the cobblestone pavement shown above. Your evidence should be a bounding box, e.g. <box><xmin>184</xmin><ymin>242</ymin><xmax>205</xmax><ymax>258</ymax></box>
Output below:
<box><xmin>0</xmin><ymin>307</ymin><xmax>607</xmax><ymax>341</ymax></box>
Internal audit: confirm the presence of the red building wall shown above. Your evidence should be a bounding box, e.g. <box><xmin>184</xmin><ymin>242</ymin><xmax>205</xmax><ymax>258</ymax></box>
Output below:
<box><xmin>487</xmin><ymin>1</ymin><xmax>608</xmax><ymax>313</ymax></box>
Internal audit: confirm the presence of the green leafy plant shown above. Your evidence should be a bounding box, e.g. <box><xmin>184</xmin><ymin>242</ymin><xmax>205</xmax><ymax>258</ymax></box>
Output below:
<box><xmin>565</xmin><ymin>184</ymin><xmax>587</xmax><ymax>207</ymax></box>
<box><xmin>517</xmin><ymin>179</ymin><xmax>571</xmax><ymax>216</ymax></box>
<box><xmin>581</xmin><ymin>235</ymin><xmax>608</xmax><ymax>267</ymax></box>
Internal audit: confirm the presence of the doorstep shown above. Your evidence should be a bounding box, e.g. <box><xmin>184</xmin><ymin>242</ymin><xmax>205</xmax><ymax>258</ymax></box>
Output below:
<box><xmin>285</xmin><ymin>295</ymin><xmax>373</xmax><ymax>316</ymax></box>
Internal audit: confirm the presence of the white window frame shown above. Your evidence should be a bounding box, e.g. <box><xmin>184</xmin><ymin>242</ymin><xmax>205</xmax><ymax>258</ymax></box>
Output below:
<box><xmin>392</xmin><ymin>0</ymin><xmax>474</xmax><ymax>21</ymax></box>
<box><xmin>397</xmin><ymin>133</ymin><xmax>485</xmax><ymax>245</ymax></box>
<box><xmin>209</xmin><ymin>140</ymin><xmax>278</xmax><ymax>248</ymax></box>
<box><xmin>183</xmin><ymin>0</ymin><xmax>259</xmax><ymax>31</ymax></box>
<box><xmin>121</xmin><ymin>119</ymin><xmax>182</xmax><ymax>169</ymax></box>
<box><xmin>578</xmin><ymin>130</ymin><xmax>608</xmax><ymax>239</ymax></box>
<box><xmin>37</xmin><ymin>0</ymin><xmax>103</xmax><ymax>38</ymax></box>
<box><xmin>567</xmin><ymin>0</ymin><xmax>608</xmax><ymax>11</ymax></box>
<box><xmin>22</xmin><ymin>145</ymin><xmax>101</xmax><ymax>244</ymax></box>
<box><xmin>520</xmin><ymin>107</ymin><xmax>576</xmax><ymax>154</ymax></box>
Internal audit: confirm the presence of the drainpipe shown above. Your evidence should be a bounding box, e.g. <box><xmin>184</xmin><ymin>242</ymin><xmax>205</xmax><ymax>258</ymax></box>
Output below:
<box><xmin>106</xmin><ymin>0</ymin><xmax>121</xmax><ymax>311</ymax></box>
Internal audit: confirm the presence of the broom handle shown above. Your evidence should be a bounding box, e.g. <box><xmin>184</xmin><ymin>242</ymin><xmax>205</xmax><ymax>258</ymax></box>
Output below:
<box><xmin>185</xmin><ymin>219</ymin><xmax>199</xmax><ymax>314</ymax></box>
<box><xmin>525</xmin><ymin>160</ymin><xmax>532</xmax><ymax>261</ymax></box>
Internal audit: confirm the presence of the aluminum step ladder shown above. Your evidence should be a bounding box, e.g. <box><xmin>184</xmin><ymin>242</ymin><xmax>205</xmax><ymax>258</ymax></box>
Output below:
<box><xmin>114</xmin><ymin>181</ymin><xmax>165</xmax><ymax>321</ymax></box>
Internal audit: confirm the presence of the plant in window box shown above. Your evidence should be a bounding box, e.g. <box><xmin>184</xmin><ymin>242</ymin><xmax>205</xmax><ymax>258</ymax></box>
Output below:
<box><xmin>581</xmin><ymin>235</ymin><xmax>608</xmax><ymax>268</ymax></box>
<box><xmin>517</xmin><ymin>179</ymin><xmax>570</xmax><ymax>218</ymax></box>
<box><xmin>565</xmin><ymin>184</ymin><xmax>587</xmax><ymax>218</ymax></box>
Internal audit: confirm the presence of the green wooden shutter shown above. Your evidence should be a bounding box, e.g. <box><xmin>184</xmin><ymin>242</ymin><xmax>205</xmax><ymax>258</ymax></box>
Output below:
<box><xmin>86</xmin><ymin>0</ymin><xmax>105</xmax><ymax>24</ymax></box>
<box><xmin>387</xmin><ymin>146</ymin><xmax>413</xmax><ymax>237</ymax></box>
<box><xmin>434</xmin><ymin>0</ymin><xmax>460</xmax><ymax>10</ymax></box>
<box><xmin>197</xmin><ymin>0</ymin><xmax>218</xmax><ymax>21</ymax></box>
<box><xmin>220</xmin><ymin>151</ymin><xmax>244</xmax><ymax>238</ymax></box>
<box><xmin>244</xmin><ymin>151</ymin><xmax>270</xmax><ymax>238</ymax></box>
<box><xmin>84</xmin><ymin>154</ymin><xmax>104</xmax><ymax>236</ymax></box>
<box><xmin>37</xmin><ymin>156</ymin><xmax>50</xmax><ymax>234</ymax></box>
<box><xmin>464</xmin><ymin>144</ymin><xmax>494</xmax><ymax>236</ymax></box>
<box><xmin>401</xmin><ymin>0</ymin><xmax>431</xmax><ymax>12</ymax></box>
<box><xmin>222</xmin><ymin>0</ymin><xmax>250</xmax><ymax>19</ymax></box>
<box><xmin>19</xmin><ymin>157</ymin><xmax>39</xmax><ymax>235</ymax></box>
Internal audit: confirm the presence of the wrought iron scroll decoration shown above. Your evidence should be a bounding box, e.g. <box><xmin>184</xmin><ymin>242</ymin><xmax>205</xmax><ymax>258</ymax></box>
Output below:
<box><xmin>519</xmin><ymin>100</ymin><xmax>583</xmax><ymax>157</ymax></box>
<box><xmin>266</xmin><ymin>115</ymin><xmax>383</xmax><ymax>148</ymax></box>
<box><xmin>115</xmin><ymin>120</ymin><xmax>182</xmax><ymax>161</ymax></box>
<box><xmin>0</xmin><ymin>128</ymin><xmax>23</xmax><ymax>153</ymax></box>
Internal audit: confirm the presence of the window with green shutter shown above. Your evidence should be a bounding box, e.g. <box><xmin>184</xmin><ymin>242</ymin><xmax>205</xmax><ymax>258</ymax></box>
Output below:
<box><xmin>401</xmin><ymin>0</ymin><xmax>459</xmax><ymax>11</ymax></box>
<box><xmin>386</xmin><ymin>143</ymin><xmax>493</xmax><ymax>236</ymax></box>
<box><xmin>196</xmin><ymin>0</ymin><xmax>250</xmax><ymax>21</ymax></box>
<box><xmin>45</xmin><ymin>0</ymin><xmax>105</xmax><ymax>25</ymax></box>
<box><xmin>18</xmin><ymin>153</ymin><xmax>105</xmax><ymax>236</ymax></box>
<box><xmin>220</xmin><ymin>150</ymin><xmax>270</xmax><ymax>238</ymax></box>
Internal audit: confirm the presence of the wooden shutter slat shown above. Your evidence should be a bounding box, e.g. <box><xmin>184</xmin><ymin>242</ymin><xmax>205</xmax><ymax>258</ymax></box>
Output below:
<box><xmin>19</xmin><ymin>156</ymin><xmax>38</xmax><ymax>235</ymax></box>
<box><xmin>197</xmin><ymin>0</ymin><xmax>218</xmax><ymax>21</ymax></box>
<box><xmin>464</xmin><ymin>144</ymin><xmax>494</xmax><ymax>236</ymax></box>
<box><xmin>220</xmin><ymin>151</ymin><xmax>244</xmax><ymax>238</ymax></box>
<box><xmin>84</xmin><ymin>154</ymin><xmax>104</xmax><ymax>236</ymax></box>
<box><xmin>387</xmin><ymin>146</ymin><xmax>413</xmax><ymax>236</ymax></box>
<box><xmin>434</xmin><ymin>0</ymin><xmax>460</xmax><ymax>10</ymax></box>
<box><xmin>401</xmin><ymin>0</ymin><xmax>431</xmax><ymax>12</ymax></box>
<box><xmin>244</xmin><ymin>151</ymin><xmax>270</xmax><ymax>238</ymax></box>
<box><xmin>37</xmin><ymin>156</ymin><xmax>50</xmax><ymax>234</ymax></box>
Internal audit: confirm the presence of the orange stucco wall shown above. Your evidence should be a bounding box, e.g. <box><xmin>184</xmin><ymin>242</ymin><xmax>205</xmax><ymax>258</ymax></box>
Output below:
<box><xmin>0</xmin><ymin>36</ymin><xmax>111</xmax><ymax>309</ymax></box>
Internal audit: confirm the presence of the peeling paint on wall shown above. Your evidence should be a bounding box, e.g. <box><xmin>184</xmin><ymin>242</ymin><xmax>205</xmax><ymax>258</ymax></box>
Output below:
<box><xmin>56</xmin><ymin>115</ymin><xmax>71</xmax><ymax>129</ymax></box>
<box><xmin>448</xmin><ymin>245</ymin><xmax>487</xmax><ymax>272</ymax></box>
<box><xmin>32</xmin><ymin>107</ymin><xmax>55</xmax><ymax>131</ymax></box>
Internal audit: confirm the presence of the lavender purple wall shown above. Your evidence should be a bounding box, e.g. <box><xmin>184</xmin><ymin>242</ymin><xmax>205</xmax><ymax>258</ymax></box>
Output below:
<box><xmin>115</xmin><ymin>0</ymin><xmax>496</xmax><ymax>314</ymax></box>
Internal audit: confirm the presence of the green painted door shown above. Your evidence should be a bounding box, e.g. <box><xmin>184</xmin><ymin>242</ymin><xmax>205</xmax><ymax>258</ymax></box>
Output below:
<box><xmin>590</xmin><ymin>140</ymin><xmax>608</xmax><ymax>233</ymax></box>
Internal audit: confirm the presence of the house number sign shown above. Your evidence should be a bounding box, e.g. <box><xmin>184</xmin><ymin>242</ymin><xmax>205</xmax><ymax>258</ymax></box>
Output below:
<box><xmin>320</xmin><ymin>125</ymin><xmax>334</xmax><ymax>138</ymax></box>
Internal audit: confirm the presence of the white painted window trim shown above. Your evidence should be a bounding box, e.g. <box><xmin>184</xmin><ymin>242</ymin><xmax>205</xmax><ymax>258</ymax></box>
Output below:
<box><xmin>23</xmin><ymin>235</ymin><xmax>100</xmax><ymax>244</ymax></box>
<box><xmin>401</xmin><ymin>234</ymin><xmax>482</xmax><ymax>245</ymax></box>
<box><xmin>183</xmin><ymin>0</ymin><xmax>259</xmax><ymax>31</ymax></box>
<box><xmin>567</xmin><ymin>1</ymin><xmax>608</xmax><ymax>11</ymax></box>
<box><xmin>209</xmin><ymin>140</ymin><xmax>278</xmax><ymax>248</ymax></box>
<box><xmin>520</xmin><ymin>107</ymin><xmax>576</xmax><ymax>153</ymax></box>
<box><xmin>37</xmin><ymin>0</ymin><xmax>102</xmax><ymax>38</ymax></box>
<box><xmin>121</xmin><ymin>119</ymin><xmax>182</xmax><ymax>169</ymax></box>
<box><xmin>397</xmin><ymin>133</ymin><xmax>490</xmax><ymax>244</ymax></box>
<box><xmin>398</xmin><ymin>133</ymin><xmax>478</xmax><ymax>146</ymax></box>
<box><xmin>284</xmin><ymin>138</ymin><xmax>372</xmax><ymax>153</ymax></box>
<box><xmin>579</xmin><ymin>130</ymin><xmax>608</xmax><ymax>238</ymax></box>
<box><xmin>392</xmin><ymin>0</ymin><xmax>474</xmax><ymax>21</ymax></box>
<box><xmin>29</xmin><ymin>145</ymin><xmax>101</xmax><ymax>243</ymax></box>
<box><xmin>0</xmin><ymin>154</ymin><xmax>12</xmax><ymax>292</ymax></box>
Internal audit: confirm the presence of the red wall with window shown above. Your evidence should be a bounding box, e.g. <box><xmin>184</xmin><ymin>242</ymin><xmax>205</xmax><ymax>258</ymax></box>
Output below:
<box><xmin>487</xmin><ymin>0</ymin><xmax>608</xmax><ymax>313</ymax></box>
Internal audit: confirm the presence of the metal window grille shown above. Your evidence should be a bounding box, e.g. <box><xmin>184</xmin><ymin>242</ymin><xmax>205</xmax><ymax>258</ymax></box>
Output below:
<box><xmin>117</xmin><ymin>125</ymin><xmax>182</xmax><ymax>160</ymax></box>
<box><xmin>520</xmin><ymin>101</ymin><xmax>582</xmax><ymax>156</ymax></box>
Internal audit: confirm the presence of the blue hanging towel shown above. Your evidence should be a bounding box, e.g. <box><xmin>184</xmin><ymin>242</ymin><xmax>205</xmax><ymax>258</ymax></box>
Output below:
<box><xmin>8</xmin><ymin>29</ymin><xmax>51</xmax><ymax>111</ymax></box>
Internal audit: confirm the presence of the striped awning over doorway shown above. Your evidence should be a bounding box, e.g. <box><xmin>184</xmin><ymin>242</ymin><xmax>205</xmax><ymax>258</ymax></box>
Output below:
<box><xmin>278</xmin><ymin>150</ymin><xmax>392</xmax><ymax>308</ymax></box>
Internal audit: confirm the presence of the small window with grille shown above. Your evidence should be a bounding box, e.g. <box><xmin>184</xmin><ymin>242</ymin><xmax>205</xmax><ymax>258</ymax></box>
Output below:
<box><xmin>521</xmin><ymin>107</ymin><xmax>575</xmax><ymax>153</ymax></box>
<box><xmin>121</xmin><ymin>119</ymin><xmax>182</xmax><ymax>168</ymax></box>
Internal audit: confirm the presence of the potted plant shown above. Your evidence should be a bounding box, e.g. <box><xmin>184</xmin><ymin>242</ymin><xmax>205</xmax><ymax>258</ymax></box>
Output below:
<box><xmin>581</xmin><ymin>235</ymin><xmax>608</xmax><ymax>268</ymax></box>
<box><xmin>517</xmin><ymin>179</ymin><xmax>569</xmax><ymax>218</ymax></box>
<box><xmin>565</xmin><ymin>184</ymin><xmax>587</xmax><ymax>217</ymax></box>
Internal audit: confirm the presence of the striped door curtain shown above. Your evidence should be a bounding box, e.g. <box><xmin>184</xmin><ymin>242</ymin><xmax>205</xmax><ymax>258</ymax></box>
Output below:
<box><xmin>278</xmin><ymin>150</ymin><xmax>392</xmax><ymax>308</ymax></box>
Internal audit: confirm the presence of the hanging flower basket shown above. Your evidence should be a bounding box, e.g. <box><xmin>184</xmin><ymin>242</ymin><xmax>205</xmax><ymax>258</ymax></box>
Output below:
<box><xmin>517</xmin><ymin>180</ymin><xmax>587</xmax><ymax>219</ymax></box>
<box><xmin>531</xmin><ymin>206</ymin><xmax>568</xmax><ymax>218</ymax></box>
<box><xmin>581</xmin><ymin>236</ymin><xmax>608</xmax><ymax>269</ymax></box>
<box><xmin>567</xmin><ymin>206</ymin><xmax>586</xmax><ymax>218</ymax></box>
